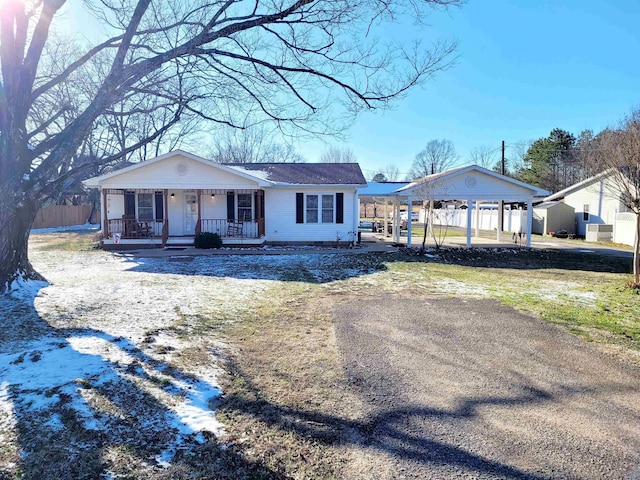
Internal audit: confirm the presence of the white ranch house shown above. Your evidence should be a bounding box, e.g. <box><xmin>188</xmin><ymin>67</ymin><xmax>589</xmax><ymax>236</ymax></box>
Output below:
<box><xmin>84</xmin><ymin>150</ymin><xmax>365</xmax><ymax>248</ymax></box>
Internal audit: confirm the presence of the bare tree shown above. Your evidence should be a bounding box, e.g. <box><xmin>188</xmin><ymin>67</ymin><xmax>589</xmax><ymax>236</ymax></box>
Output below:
<box><xmin>470</xmin><ymin>145</ymin><xmax>498</xmax><ymax>170</ymax></box>
<box><xmin>0</xmin><ymin>0</ymin><xmax>463</xmax><ymax>291</ymax></box>
<box><xmin>208</xmin><ymin>124</ymin><xmax>305</xmax><ymax>163</ymax></box>
<box><xmin>411</xmin><ymin>139</ymin><xmax>458</xmax><ymax>179</ymax></box>
<box><xmin>592</xmin><ymin>110</ymin><xmax>640</xmax><ymax>286</ymax></box>
<box><xmin>383</xmin><ymin>164</ymin><xmax>402</xmax><ymax>182</ymax></box>
<box><xmin>508</xmin><ymin>140</ymin><xmax>533</xmax><ymax>176</ymax></box>
<box><xmin>320</xmin><ymin>146</ymin><xmax>357</xmax><ymax>163</ymax></box>
<box><xmin>413</xmin><ymin>179</ymin><xmax>452</xmax><ymax>252</ymax></box>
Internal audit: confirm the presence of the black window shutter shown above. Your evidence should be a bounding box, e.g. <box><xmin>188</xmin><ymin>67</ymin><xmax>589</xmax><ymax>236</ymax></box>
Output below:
<box><xmin>336</xmin><ymin>193</ymin><xmax>344</xmax><ymax>224</ymax></box>
<box><xmin>296</xmin><ymin>193</ymin><xmax>304</xmax><ymax>223</ymax></box>
<box><xmin>154</xmin><ymin>192</ymin><xmax>164</xmax><ymax>220</ymax></box>
<box><xmin>124</xmin><ymin>192</ymin><xmax>135</xmax><ymax>217</ymax></box>
<box><xmin>227</xmin><ymin>191</ymin><xmax>235</xmax><ymax>220</ymax></box>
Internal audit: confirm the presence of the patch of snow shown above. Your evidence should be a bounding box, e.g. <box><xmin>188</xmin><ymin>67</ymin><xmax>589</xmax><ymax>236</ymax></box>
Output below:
<box><xmin>7</xmin><ymin>277</ymin><xmax>48</xmax><ymax>303</ymax></box>
<box><xmin>433</xmin><ymin>278</ymin><xmax>491</xmax><ymax>297</ymax></box>
<box><xmin>30</xmin><ymin>223</ymin><xmax>99</xmax><ymax>234</ymax></box>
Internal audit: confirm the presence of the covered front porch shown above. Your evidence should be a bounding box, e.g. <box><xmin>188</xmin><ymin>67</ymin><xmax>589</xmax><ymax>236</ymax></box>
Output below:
<box><xmin>101</xmin><ymin>188</ymin><xmax>265</xmax><ymax>247</ymax></box>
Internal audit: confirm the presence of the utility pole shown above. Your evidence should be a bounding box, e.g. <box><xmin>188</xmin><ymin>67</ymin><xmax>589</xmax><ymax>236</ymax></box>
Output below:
<box><xmin>498</xmin><ymin>140</ymin><xmax>505</xmax><ymax>241</ymax></box>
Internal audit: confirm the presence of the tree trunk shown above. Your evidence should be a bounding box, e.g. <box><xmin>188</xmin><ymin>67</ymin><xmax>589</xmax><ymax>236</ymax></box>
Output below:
<box><xmin>0</xmin><ymin>192</ymin><xmax>44</xmax><ymax>293</ymax></box>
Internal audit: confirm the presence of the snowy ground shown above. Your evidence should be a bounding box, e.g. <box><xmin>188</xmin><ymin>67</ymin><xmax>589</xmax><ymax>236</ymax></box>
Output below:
<box><xmin>0</xmin><ymin>239</ymin><xmax>384</xmax><ymax>478</ymax></box>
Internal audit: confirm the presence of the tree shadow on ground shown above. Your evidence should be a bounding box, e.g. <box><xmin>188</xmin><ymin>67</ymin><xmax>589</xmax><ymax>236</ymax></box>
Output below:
<box><xmin>121</xmin><ymin>248</ymin><xmax>633</xmax><ymax>285</ymax></box>
<box><xmin>218</xmin><ymin>356</ymin><xmax>562</xmax><ymax>480</ymax></box>
<box><xmin>0</xmin><ymin>288</ymin><xmax>287</xmax><ymax>480</ymax></box>
<box><xmin>123</xmin><ymin>251</ymin><xmax>391</xmax><ymax>283</ymax></box>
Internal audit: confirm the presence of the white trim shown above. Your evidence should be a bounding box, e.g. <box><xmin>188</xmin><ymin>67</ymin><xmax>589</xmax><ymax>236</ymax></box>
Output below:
<box><xmin>83</xmin><ymin>150</ymin><xmax>274</xmax><ymax>188</ymax></box>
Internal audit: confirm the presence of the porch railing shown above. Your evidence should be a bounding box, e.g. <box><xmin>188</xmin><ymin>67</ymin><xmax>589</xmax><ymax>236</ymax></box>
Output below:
<box><xmin>200</xmin><ymin>219</ymin><xmax>261</xmax><ymax>238</ymax></box>
<box><xmin>108</xmin><ymin>218</ymin><xmax>165</xmax><ymax>239</ymax></box>
<box><xmin>107</xmin><ymin>218</ymin><xmax>262</xmax><ymax>240</ymax></box>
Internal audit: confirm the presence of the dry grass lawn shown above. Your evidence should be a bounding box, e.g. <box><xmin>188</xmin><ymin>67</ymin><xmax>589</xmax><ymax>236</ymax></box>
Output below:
<box><xmin>0</xmin><ymin>229</ymin><xmax>638</xmax><ymax>479</ymax></box>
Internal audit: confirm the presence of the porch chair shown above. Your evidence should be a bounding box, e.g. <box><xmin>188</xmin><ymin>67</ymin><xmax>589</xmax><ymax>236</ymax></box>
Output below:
<box><xmin>227</xmin><ymin>220</ymin><xmax>243</xmax><ymax>237</ymax></box>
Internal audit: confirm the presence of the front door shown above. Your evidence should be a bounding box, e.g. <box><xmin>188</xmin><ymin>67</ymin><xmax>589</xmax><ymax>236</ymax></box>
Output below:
<box><xmin>184</xmin><ymin>193</ymin><xmax>198</xmax><ymax>234</ymax></box>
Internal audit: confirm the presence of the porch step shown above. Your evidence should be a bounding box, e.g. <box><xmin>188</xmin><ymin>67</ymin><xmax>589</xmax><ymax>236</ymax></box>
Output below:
<box><xmin>164</xmin><ymin>236</ymin><xmax>195</xmax><ymax>247</ymax></box>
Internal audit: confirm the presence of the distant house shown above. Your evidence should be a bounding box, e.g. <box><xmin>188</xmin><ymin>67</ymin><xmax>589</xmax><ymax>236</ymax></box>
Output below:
<box><xmin>532</xmin><ymin>201</ymin><xmax>575</xmax><ymax>235</ymax></box>
<box><xmin>83</xmin><ymin>150</ymin><xmax>366</xmax><ymax>248</ymax></box>
<box><xmin>544</xmin><ymin>170</ymin><xmax>633</xmax><ymax>242</ymax></box>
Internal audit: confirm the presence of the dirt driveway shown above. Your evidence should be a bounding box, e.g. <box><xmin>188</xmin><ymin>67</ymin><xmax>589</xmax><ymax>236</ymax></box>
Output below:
<box><xmin>334</xmin><ymin>296</ymin><xmax>640</xmax><ymax>479</ymax></box>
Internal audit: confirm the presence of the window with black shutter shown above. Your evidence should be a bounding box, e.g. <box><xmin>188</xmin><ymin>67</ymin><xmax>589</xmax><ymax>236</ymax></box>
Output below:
<box><xmin>336</xmin><ymin>193</ymin><xmax>344</xmax><ymax>224</ymax></box>
<box><xmin>295</xmin><ymin>193</ymin><xmax>304</xmax><ymax>223</ymax></box>
<box><xmin>227</xmin><ymin>191</ymin><xmax>235</xmax><ymax>220</ymax></box>
<box><xmin>154</xmin><ymin>192</ymin><xmax>164</xmax><ymax>220</ymax></box>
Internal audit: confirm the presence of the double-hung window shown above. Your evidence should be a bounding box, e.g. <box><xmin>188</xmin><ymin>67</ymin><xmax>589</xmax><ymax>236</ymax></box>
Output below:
<box><xmin>322</xmin><ymin>195</ymin><xmax>334</xmax><ymax>223</ymax></box>
<box><xmin>137</xmin><ymin>193</ymin><xmax>154</xmax><ymax>220</ymax></box>
<box><xmin>238</xmin><ymin>193</ymin><xmax>252</xmax><ymax>221</ymax></box>
<box><xmin>583</xmin><ymin>204</ymin><xmax>589</xmax><ymax>222</ymax></box>
<box><xmin>306</xmin><ymin>195</ymin><xmax>319</xmax><ymax>223</ymax></box>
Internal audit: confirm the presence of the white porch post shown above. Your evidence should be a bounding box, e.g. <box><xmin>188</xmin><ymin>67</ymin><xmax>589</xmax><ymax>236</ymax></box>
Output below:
<box><xmin>475</xmin><ymin>201</ymin><xmax>481</xmax><ymax>237</ymax></box>
<box><xmin>466</xmin><ymin>199</ymin><xmax>473</xmax><ymax>248</ymax></box>
<box><xmin>407</xmin><ymin>197</ymin><xmax>413</xmax><ymax>247</ymax></box>
<box><xmin>526</xmin><ymin>199</ymin><xmax>533</xmax><ymax>247</ymax></box>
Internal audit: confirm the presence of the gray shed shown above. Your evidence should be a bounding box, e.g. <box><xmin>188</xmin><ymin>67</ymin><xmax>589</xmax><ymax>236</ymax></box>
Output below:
<box><xmin>532</xmin><ymin>201</ymin><xmax>575</xmax><ymax>235</ymax></box>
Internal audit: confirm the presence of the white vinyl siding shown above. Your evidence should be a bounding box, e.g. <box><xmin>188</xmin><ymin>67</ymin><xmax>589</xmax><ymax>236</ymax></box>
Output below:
<box><xmin>265</xmin><ymin>188</ymin><xmax>356</xmax><ymax>243</ymax></box>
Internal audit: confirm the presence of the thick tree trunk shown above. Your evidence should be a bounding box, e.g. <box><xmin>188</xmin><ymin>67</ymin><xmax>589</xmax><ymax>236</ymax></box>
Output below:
<box><xmin>0</xmin><ymin>191</ymin><xmax>44</xmax><ymax>293</ymax></box>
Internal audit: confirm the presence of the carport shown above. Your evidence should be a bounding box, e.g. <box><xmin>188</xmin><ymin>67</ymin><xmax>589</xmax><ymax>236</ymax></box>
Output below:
<box><xmin>357</xmin><ymin>181</ymin><xmax>410</xmax><ymax>241</ymax></box>
<box><xmin>360</xmin><ymin>166</ymin><xmax>548</xmax><ymax>248</ymax></box>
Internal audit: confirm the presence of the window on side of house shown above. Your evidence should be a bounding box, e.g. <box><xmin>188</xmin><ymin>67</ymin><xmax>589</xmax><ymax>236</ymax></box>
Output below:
<box><xmin>238</xmin><ymin>193</ymin><xmax>252</xmax><ymax>221</ymax></box>
<box><xmin>138</xmin><ymin>193</ymin><xmax>154</xmax><ymax>220</ymax></box>
<box><xmin>306</xmin><ymin>195</ymin><xmax>318</xmax><ymax>223</ymax></box>
<box><xmin>583</xmin><ymin>204</ymin><xmax>589</xmax><ymax>222</ymax></box>
<box><xmin>322</xmin><ymin>194</ymin><xmax>334</xmax><ymax>223</ymax></box>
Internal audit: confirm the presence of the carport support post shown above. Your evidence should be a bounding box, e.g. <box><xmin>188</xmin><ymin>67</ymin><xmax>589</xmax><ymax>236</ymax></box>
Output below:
<box><xmin>395</xmin><ymin>201</ymin><xmax>401</xmax><ymax>243</ymax></box>
<box><xmin>383</xmin><ymin>200</ymin><xmax>389</xmax><ymax>237</ymax></box>
<box><xmin>497</xmin><ymin>200</ymin><xmax>504</xmax><ymax>241</ymax></box>
<box><xmin>526</xmin><ymin>199</ymin><xmax>533</xmax><ymax>247</ymax></box>
<box><xmin>391</xmin><ymin>201</ymin><xmax>397</xmax><ymax>242</ymax></box>
<box><xmin>407</xmin><ymin>198</ymin><xmax>413</xmax><ymax>247</ymax></box>
<box><xmin>475</xmin><ymin>201</ymin><xmax>481</xmax><ymax>238</ymax></box>
<box><xmin>466</xmin><ymin>199</ymin><xmax>473</xmax><ymax>248</ymax></box>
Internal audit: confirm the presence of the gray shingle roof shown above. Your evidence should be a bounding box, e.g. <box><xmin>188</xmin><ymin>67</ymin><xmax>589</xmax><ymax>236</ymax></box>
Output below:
<box><xmin>224</xmin><ymin>162</ymin><xmax>366</xmax><ymax>185</ymax></box>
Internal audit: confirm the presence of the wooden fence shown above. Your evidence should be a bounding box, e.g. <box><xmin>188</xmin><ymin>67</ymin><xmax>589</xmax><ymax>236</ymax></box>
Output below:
<box><xmin>32</xmin><ymin>205</ymin><xmax>100</xmax><ymax>229</ymax></box>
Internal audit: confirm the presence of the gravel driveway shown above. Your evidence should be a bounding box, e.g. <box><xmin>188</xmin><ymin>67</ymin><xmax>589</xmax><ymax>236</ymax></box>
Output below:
<box><xmin>334</xmin><ymin>297</ymin><xmax>640</xmax><ymax>479</ymax></box>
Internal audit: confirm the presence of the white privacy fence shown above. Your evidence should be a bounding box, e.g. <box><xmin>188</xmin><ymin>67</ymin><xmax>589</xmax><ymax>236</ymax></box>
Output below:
<box><xmin>613</xmin><ymin>212</ymin><xmax>637</xmax><ymax>246</ymax></box>
<box><xmin>420</xmin><ymin>207</ymin><xmax>527</xmax><ymax>233</ymax></box>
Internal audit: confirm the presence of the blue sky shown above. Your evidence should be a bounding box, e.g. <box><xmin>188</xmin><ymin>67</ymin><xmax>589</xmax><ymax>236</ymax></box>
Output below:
<box><xmin>60</xmin><ymin>1</ymin><xmax>640</xmax><ymax>178</ymax></box>
<box><xmin>297</xmin><ymin>0</ymin><xmax>640</xmax><ymax>178</ymax></box>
